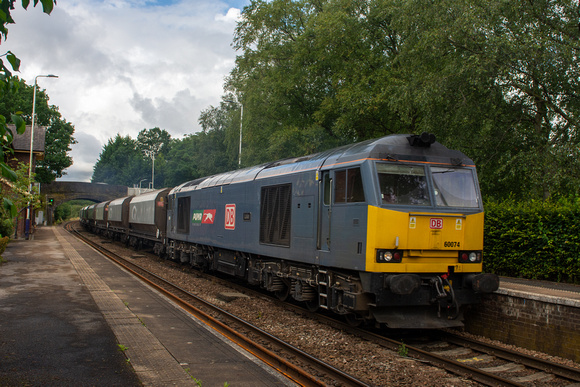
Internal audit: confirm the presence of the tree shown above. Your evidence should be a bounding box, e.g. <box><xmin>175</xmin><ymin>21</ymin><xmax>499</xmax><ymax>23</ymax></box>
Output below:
<box><xmin>91</xmin><ymin>130</ymin><xmax>174</xmax><ymax>188</ymax></box>
<box><xmin>35</xmin><ymin>118</ymin><xmax>76</xmax><ymax>183</ymax></box>
<box><xmin>91</xmin><ymin>135</ymin><xmax>148</xmax><ymax>186</ymax></box>
<box><xmin>0</xmin><ymin>77</ymin><xmax>77</xmax><ymax>183</ymax></box>
<box><xmin>386</xmin><ymin>0</ymin><xmax>580</xmax><ymax>199</ymax></box>
<box><xmin>228</xmin><ymin>0</ymin><xmax>349</xmax><ymax>165</ymax></box>
<box><xmin>136</xmin><ymin>127</ymin><xmax>171</xmax><ymax>188</ymax></box>
<box><xmin>136</xmin><ymin>127</ymin><xmax>171</xmax><ymax>156</ymax></box>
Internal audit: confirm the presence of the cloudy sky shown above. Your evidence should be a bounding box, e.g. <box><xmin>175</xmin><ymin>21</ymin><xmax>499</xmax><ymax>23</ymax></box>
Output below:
<box><xmin>3</xmin><ymin>0</ymin><xmax>250</xmax><ymax>183</ymax></box>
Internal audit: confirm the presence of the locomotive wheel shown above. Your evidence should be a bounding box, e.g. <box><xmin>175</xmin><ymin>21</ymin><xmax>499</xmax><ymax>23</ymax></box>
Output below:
<box><xmin>274</xmin><ymin>285</ymin><xmax>290</xmax><ymax>301</ymax></box>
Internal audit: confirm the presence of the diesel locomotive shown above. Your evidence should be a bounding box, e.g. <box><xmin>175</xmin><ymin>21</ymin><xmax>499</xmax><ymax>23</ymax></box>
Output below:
<box><xmin>81</xmin><ymin>133</ymin><xmax>499</xmax><ymax>329</ymax></box>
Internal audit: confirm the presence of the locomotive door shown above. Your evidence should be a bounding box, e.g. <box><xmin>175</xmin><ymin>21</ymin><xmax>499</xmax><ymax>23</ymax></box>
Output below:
<box><xmin>317</xmin><ymin>171</ymin><xmax>332</xmax><ymax>252</ymax></box>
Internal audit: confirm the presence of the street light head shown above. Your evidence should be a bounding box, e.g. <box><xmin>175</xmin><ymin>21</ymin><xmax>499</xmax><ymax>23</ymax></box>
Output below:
<box><xmin>35</xmin><ymin>74</ymin><xmax>59</xmax><ymax>83</ymax></box>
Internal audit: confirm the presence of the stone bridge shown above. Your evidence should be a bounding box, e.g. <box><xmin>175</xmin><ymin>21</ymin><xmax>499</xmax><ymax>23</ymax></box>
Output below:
<box><xmin>40</xmin><ymin>182</ymin><xmax>129</xmax><ymax>225</ymax></box>
<box><xmin>41</xmin><ymin>182</ymin><xmax>129</xmax><ymax>208</ymax></box>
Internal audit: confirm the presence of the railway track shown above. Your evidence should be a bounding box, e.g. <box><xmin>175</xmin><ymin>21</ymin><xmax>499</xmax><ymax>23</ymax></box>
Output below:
<box><xmin>68</xmin><ymin>221</ymin><xmax>580</xmax><ymax>387</ymax></box>
<box><xmin>65</xmin><ymin>222</ymin><xmax>369</xmax><ymax>387</ymax></box>
<box><xmin>265</xmin><ymin>293</ymin><xmax>580</xmax><ymax>386</ymax></box>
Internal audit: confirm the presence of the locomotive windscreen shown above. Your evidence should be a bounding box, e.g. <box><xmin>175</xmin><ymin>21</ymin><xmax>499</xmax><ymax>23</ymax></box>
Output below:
<box><xmin>377</xmin><ymin>164</ymin><xmax>430</xmax><ymax>206</ymax></box>
<box><xmin>377</xmin><ymin>163</ymin><xmax>480</xmax><ymax>208</ymax></box>
<box><xmin>431</xmin><ymin>167</ymin><xmax>479</xmax><ymax>208</ymax></box>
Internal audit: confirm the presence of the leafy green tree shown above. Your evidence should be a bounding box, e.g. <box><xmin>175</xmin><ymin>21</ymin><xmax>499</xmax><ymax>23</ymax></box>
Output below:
<box><xmin>91</xmin><ymin>135</ymin><xmax>148</xmax><ymax>186</ymax></box>
<box><xmin>136</xmin><ymin>127</ymin><xmax>171</xmax><ymax>156</ymax></box>
<box><xmin>35</xmin><ymin>119</ymin><xmax>76</xmax><ymax>182</ymax></box>
<box><xmin>229</xmin><ymin>0</ymin><xmax>348</xmax><ymax>165</ymax></box>
<box><xmin>0</xmin><ymin>77</ymin><xmax>77</xmax><ymax>183</ymax></box>
<box><xmin>387</xmin><ymin>0</ymin><xmax>580</xmax><ymax>200</ymax></box>
<box><xmin>136</xmin><ymin>127</ymin><xmax>171</xmax><ymax>188</ymax></box>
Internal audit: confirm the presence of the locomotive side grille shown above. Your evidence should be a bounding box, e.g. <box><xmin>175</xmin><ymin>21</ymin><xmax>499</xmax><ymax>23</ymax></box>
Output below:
<box><xmin>260</xmin><ymin>184</ymin><xmax>292</xmax><ymax>246</ymax></box>
<box><xmin>176</xmin><ymin>196</ymin><xmax>190</xmax><ymax>234</ymax></box>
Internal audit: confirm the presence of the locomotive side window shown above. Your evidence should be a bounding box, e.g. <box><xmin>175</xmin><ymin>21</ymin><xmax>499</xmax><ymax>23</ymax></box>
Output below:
<box><xmin>377</xmin><ymin>164</ymin><xmax>430</xmax><ymax>206</ymax></box>
<box><xmin>176</xmin><ymin>196</ymin><xmax>190</xmax><ymax>233</ymax></box>
<box><xmin>260</xmin><ymin>184</ymin><xmax>292</xmax><ymax>246</ymax></box>
<box><xmin>334</xmin><ymin>167</ymin><xmax>365</xmax><ymax>203</ymax></box>
<box><xmin>431</xmin><ymin>167</ymin><xmax>479</xmax><ymax>208</ymax></box>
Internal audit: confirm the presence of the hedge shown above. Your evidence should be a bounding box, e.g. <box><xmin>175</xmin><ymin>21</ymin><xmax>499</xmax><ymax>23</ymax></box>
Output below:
<box><xmin>483</xmin><ymin>197</ymin><xmax>580</xmax><ymax>283</ymax></box>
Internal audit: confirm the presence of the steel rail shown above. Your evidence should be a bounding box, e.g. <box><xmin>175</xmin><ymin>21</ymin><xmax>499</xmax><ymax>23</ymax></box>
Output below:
<box><xmin>293</xmin><ymin>314</ymin><xmax>525</xmax><ymax>387</ymax></box>
<box><xmin>443</xmin><ymin>332</ymin><xmax>580</xmax><ymax>383</ymax></box>
<box><xmin>67</xmin><ymin>222</ymin><xmax>369</xmax><ymax>387</ymax></box>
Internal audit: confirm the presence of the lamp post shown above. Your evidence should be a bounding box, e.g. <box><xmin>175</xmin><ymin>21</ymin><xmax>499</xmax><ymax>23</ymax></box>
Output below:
<box><xmin>225</xmin><ymin>99</ymin><xmax>243</xmax><ymax>167</ymax></box>
<box><xmin>144</xmin><ymin>150</ymin><xmax>156</xmax><ymax>189</ymax></box>
<box><xmin>237</xmin><ymin>103</ymin><xmax>243</xmax><ymax>167</ymax></box>
<box><xmin>26</xmin><ymin>74</ymin><xmax>58</xmax><ymax>239</ymax></box>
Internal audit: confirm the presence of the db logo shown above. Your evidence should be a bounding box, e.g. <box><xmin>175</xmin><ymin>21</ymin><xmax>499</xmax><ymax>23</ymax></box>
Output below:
<box><xmin>225</xmin><ymin>204</ymin><xmax>236</xmax><ymax>230</ymax></box>
<box><xmin>430</xmin><ymin>218</ymin><xmax>444</xmax><ymax>229</ymax></box>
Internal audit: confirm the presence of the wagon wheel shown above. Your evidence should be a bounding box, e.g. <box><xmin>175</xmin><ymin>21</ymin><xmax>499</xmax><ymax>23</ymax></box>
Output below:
<box><xmin>344</xmin><ymin>313</ymin><xmax>363</xmax><ymax>327</ymax></box>
<box><xmin>304</xmin><ymin>298</ymin><xmax>319</xmax><ymax>312</ymax></box>
<box><xmin>274</xmin><ymin>285</ymin><xmax>290</xmax><ymax>302</ymax></box>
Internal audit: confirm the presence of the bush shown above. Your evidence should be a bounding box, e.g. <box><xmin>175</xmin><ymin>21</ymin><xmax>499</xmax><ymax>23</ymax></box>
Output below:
<box><xmin>0</xmin><ymin>236</ymin><xmax>9</xmax><ymax>254</ymax></box>
<box><xmin>0</xmin><ymin>235</ymin><xmax>9</xmax><ymax>263</ymax></box>
<box><xmin>0</xmin><ymin>218</ymin><xmax>14</xmax><ymax>238</ymax></box>
<box><xmin>484</xmin><ymin>197</ymin><xmax>580</xmax><ymax>283</ymax></box>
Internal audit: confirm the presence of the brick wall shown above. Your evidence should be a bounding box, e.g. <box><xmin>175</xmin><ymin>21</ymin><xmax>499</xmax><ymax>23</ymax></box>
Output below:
<box><xmin>464</xmin><ymin>291</ymin><xmax>580</xmax><ymax>363</ymax></box>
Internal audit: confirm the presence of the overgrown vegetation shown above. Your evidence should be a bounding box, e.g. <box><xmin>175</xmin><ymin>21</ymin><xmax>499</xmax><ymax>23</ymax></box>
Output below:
<box><xmin>484</xmin><ymin>197</ymin><xmax>580</xmax><ymax>284</ymax></box>
<box><xmin>0</xmin><ymin>235</ymin><xmax>9</xmax><ymax>263</ymax></box>
<box><xmin>53</xmin><ymin>199</ymin><xmax>93</xmax><ymax>223</ymax></box>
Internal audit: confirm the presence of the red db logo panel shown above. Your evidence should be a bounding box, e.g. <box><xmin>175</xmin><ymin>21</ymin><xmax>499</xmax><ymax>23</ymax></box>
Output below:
<box><xmin>430</xmin><ymin>218</ymin><xmax>444</xmax><ymax>229</ymax></box>
<box><xmin>225</xmin><ymin>204</ymin><xmax>236</xmax><ymax>230</ymax></box>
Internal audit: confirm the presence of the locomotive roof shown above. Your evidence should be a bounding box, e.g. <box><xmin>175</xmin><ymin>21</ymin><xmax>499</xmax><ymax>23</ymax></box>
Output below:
<box><xmin>170</xmin><ymin>134</ymin><xmax>474</xmax><ymax>194</ymax></box>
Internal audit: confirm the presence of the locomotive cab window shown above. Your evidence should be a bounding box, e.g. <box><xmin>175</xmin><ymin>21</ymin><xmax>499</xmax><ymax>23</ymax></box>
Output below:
<box><xmin>431</xmin><ymin>167</ymin><xmax>479</xmax><ymax>208</ymax></box>
<box><xmin>334</xmin><ymin>167</ymin><xmax>365</xmax><ymax>203</ymax></box>
<box><xmin>377</xmin><ymin>164</ymin><xmax>430</xmax><ymax>206</ymax></box>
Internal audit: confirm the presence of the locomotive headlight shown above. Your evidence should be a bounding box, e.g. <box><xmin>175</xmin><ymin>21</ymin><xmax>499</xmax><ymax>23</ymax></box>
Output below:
<box><xmin>458</xmin><ymin>251</ymin><xmax>482</xmax><ymax>263</ymax></box>
<box><xmin>376</xmin><ymin>249</ymin><xmax>403</xmax><ymax>263</ymax></box>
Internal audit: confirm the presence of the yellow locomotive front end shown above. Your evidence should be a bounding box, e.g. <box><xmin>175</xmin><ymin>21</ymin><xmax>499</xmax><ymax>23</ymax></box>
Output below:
<box><xmin>367</xmin><ymin>207</ymin><xmax>484</xmax><ymax>274</ymax></box>
<box><xmin>363</xmin><ymin>159</ymin><xmax>499</xmax><ymax>328</ymax></box>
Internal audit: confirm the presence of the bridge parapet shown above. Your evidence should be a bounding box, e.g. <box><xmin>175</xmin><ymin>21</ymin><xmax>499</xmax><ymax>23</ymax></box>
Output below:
<box><xmin>41</xmin><ymin>182</ymin><xmax>129</xmax><ymax>208</ymax></box>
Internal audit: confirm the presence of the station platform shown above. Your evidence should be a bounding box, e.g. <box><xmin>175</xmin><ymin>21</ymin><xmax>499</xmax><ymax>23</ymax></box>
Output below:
<box><xmin>499</xmin><ymin>276</ymin><xmax>580</xmax><ymax>307</ymax></box>
<box><xmin>0</xmin><ymin>226</ymin><xmax>293</xmax><ymax>386</ymax></box>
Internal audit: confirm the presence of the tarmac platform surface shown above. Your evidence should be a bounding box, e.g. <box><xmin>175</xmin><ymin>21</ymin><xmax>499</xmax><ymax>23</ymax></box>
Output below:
<box><xmin>0</xmin><ymin>226</ymin><xmax>293</xmax><ymax>386</ymax></box>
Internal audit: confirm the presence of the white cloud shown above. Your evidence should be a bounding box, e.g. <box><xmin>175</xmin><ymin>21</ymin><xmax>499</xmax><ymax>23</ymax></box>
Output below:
<box><xmin>2</xmin><ymin>0</ymin><xmax>246</xmax><ymax>182</ymax></box>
